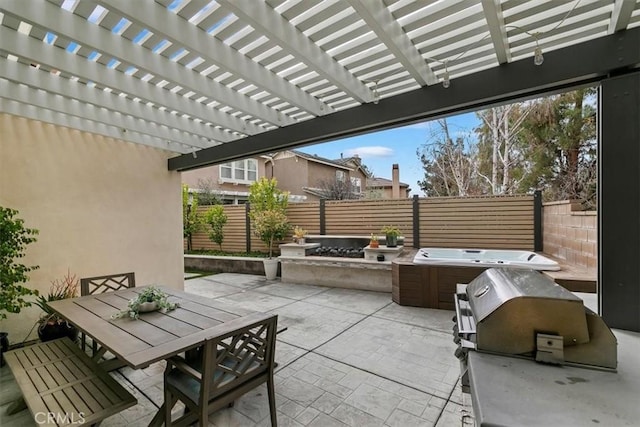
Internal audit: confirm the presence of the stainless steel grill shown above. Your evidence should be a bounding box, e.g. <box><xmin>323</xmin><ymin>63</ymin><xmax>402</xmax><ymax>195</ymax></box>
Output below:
<box><xmin>453</xmin><ymin>268</ymin><xmax>617</xmax><ymax>391</ymax></box>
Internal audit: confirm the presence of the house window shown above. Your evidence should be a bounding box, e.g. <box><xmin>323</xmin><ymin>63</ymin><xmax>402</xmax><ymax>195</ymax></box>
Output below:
<box><xmin>336</xmin><ymin>170</ymin><xmax>346</xmax><ymax>182</ymax></box>
<box><xmin>219</xmin><ymin>159</ymin><xmax>258</xmax><ymax>184</ymax></box>
<box><xmin>350</xmin><ymin>177</ymin><xmax>361</xmax><ymax>193</ymax></box>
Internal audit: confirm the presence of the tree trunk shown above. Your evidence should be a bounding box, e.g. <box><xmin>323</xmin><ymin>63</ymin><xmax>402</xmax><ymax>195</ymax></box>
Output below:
<box><xmin>492</xmin><ymin>109</ymin><xmax>500</xmax><ymax>194</ymax></box>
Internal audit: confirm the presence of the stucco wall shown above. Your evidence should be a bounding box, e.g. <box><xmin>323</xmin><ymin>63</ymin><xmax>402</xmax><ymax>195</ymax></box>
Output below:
<box><xmin>269</xmin><ymin>156</ymin><xmax>309</xmax><ymax>196</ymax></box>
<box><xmin>543</xmin><ymin>200</ymin><xmax>597</xmax><ymax>268</ymax></box>
<box><xmin>0</xmin><ymin>114</ymin><xmax>183</xmax><ymax>343</ymax></box>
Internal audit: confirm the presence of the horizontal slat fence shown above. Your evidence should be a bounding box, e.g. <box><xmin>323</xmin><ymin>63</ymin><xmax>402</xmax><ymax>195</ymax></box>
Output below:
<box><xmin>190</xmin><ymin>205</ymin><xmax>248</xmax><ymax>252</ymax></box>
<box><xmin>324</xmin><ymin>199</ymin><xmax>414</xmax><ymax>247</ymax></box>
<box><xmin>287</xmin><ymin>202</ymin><xmax>322</xmax><ymax>235</ymax></box>
<box><xmin>419</xmin><ymin>195</ymin><xmax>534</xmax><ymax>250</ymax></box>
<box><xmin>187</xmin><ymin>194</ymin><xmax>536</xmax><ymax>253</ymax></box>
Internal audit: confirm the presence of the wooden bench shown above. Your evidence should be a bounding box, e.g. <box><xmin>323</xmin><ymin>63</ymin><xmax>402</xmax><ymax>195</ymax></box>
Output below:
<box><xmin>4</xmin><ymin>338</ymin><xmax>136</xmax><ymax>426</ymax></box>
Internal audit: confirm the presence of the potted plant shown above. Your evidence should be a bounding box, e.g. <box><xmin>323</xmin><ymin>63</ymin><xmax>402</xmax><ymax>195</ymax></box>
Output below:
<box><xmin>381</xmin><ymin>225</ymin><xmax>401</xmax><ymax>247</ymax></box>
<box><xmin>0</xmin><ymin>207</ymin><xmax>39</xmax><ymax>365</ymax></box>
<box><xmin>249</xmin><ymin>178</ymin><xmax>290</xmax><ymax>280</ymax></box>
<box><xmin>34</xmin><ymin>270</ymin><xmax>79</xmax><ymax>343</ymax></box>
<box><xmin>112</xmin><ymin>286</ymin><xmax>179</xmax><ymax>320</ymax></box>
<box><xmin>369</xmin><ymin>233</ymin><xmax>380</xmax><ymax>248</ymax></box>
<box><xmin>293</xmin><ymin>226</ymin><xmax>308</xmax><ymax>245</ymax></box>
<box><xmin>252</xmin><ymin>210</ymin><xmax>291</xmax><ymax>279</ymax></box>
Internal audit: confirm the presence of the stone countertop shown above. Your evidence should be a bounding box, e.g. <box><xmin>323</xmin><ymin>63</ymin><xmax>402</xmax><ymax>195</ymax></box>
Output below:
<box><xmin>467</xmin><ymin>327</ymin><xmax>640</xmax><ymax>426</ymax></box>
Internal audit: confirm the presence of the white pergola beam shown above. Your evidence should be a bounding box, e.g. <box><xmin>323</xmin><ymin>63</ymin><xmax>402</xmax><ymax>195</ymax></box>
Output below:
<box><xmin>481</xmin><ymin>0</ymin><xmax>511</xmax><ymax>64</ymax></box>
<box><xmin>0</xmin><ymin>58</ymin><xmax>235</xmax><ymax>143</ymax></box>
<box><xmin>0</xmin><ymin>0</ymin><xmax>284</xmax><ymax>129</ymax></box>
<box><xmin>0</xmin><ymin>26</ymin><xmax>256</xmax><ymax>137</ymax></box>
<box><xmin>0</xmin><ymin>97</ymin><xmax>184</xmax><ymax>153</ymax></box>
<box><xmin>346</xmin><ymin>0</ymin><xmax>437</xmax><ymax>86</ymax></box>
<box><xmin>99</xmin><ymin>0</ymin><xmax>331</xmax><ymax>117</ymax></box>
<box><xmin>608</xmin><ymin>0</ymin><xmax>636</xmax><ymax>34</ymax></box>
<box><xmin>0</xmin><ymin>77</ymin><xmax>211</xmax><ymax>148</ymax></box>
<box><xmin>216</xmin><ymin>0</ymin><xmax>373</xmax><ymax>104</ymax></box>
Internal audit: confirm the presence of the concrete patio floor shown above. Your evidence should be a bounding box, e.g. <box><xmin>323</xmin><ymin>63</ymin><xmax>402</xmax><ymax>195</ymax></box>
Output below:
<box><xmin>0</xmin><ymin>272</ymin><xmax>472</xmax><ymax>426</ymax></box>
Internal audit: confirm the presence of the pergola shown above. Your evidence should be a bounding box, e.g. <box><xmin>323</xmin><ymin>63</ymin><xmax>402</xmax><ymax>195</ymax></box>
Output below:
<box><xmin>1</xmin><ymin>1</ymin><xmax>639</xmax><ymax>331</ymax></box>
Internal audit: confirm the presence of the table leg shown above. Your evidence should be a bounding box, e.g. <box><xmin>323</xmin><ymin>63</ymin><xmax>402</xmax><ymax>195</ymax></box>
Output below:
<box><xmin>147</xmin><ymin>403</ymin><xmax>165</xmax><ymax>427</ymax></box>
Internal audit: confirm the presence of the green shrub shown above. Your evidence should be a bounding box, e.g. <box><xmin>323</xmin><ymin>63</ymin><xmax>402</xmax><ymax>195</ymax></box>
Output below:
<box><xmin>204</xmin><ymin>205</ymin><xmax>228</xmax><ymax>250</ymax></box>
<box><xmin>0</xmin><ymin>207</ymin><xmax>40</xmax><ymax>320</ymax></box>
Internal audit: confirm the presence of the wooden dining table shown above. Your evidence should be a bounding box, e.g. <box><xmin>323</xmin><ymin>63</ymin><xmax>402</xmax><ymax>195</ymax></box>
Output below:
<box><xmin>47</xmin><ymin>285</ymin><xmax>256</xmax><ymax>370</ymax></box>
<box><xmin>47</xmin><ymin>285</ymin><xmax>258</xmax><ymax>426</ymax></box>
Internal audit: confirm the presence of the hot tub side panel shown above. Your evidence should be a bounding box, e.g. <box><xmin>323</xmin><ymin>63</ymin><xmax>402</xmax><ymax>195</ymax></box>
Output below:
<box><xmin>393</xmin><ymin>260</ymin><xmax>486</xmax><ymax>310</ymax></box>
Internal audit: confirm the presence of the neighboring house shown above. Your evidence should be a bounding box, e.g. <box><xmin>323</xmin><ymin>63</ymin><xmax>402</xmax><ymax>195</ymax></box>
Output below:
<box><xmin>182</xmin><ymin>150</ymin><xmax>409</xmax><ymax>202</ymax></box>
<box><xmin>367</xmin><ymin>176</ymin><xmax>412</xmax><ymax>198</ymax></box>
<box><xmin>266</xmin><ymin>150</ymin><xmax>370</xmax><ymax>201</ymax></box>
<box><xmin>181</xmin><ymin>157</ymin><xmax>266</xmax><ymax>204</ymax></box>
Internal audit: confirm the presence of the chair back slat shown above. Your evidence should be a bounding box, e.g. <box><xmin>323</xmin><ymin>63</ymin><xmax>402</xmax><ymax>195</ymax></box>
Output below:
<box><xmin>80</xmin><ymin>272</ymin><xmax>135</xmax><ymax>296</ymax></box>
<box><xmin>164</xmin><ymin>313</ymin><xmax>278</xmax><ymax>426</ymax></box>
<box><xmin>201</xmin><ymin>315</ymin><xmax>277</xmax><ymax>401</ymax></box>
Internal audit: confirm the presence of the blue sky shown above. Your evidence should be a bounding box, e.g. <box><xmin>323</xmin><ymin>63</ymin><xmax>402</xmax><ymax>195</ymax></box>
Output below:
<box><xmin>299</xmin><ymin>112</ymin><xmax>480</xmax><ymax>196</ymax></box>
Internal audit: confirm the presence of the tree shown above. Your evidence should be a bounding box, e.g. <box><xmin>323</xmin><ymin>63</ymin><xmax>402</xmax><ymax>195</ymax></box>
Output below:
<box><xmin>182</xmin><ymin>185</ymin><xmax>202</xmax><ymax>252</ymax></box>
<box><xmin>475</xmin><ymin>104</ymin><xmax>531</xmax><ymax>194</ymax></box>
<box><xmin>417</xmin><ymin>119</ymin><xmax>477</xmax><ymax>196</ymax></box>
<box><xmin>0</xmin><ymin>207</ymin><xmax>39</xmax><ymax>320</ymax></box>
<box><xmin>248</xmin><ymin>178</ymin><xmax>290</xmax><ymax>257</ymax></box>
<box><xmin>315</xmin><ymin>176</ymin><xmax>360</xmax><ymax>200</ymax></box>
<box><xmin>248</xmin><ymin>177</ymin><xmax>289</xmax><ymax>213</ymax></box>
<box><xmin>196</xmin><ymin>177</ymin><xmax>222</xmax><ymax>205</ymax></box>
<box><xmin>203</xmin><ymin>206</ymin><xmax>227</xmax><ymax>250</ymax></box>
<box><xmin>518</xmin><ymin>88</ymin><xmax>597</xmax><ymax>207</ymax></box>
<box><xmin>252</xmin><ymin>210</ymin><xmax>290</xmax><ymax>258</ymax></box>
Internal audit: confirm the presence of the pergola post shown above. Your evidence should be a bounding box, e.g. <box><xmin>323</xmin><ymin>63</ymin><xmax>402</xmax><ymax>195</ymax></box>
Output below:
<box><xmin>599</xmin><ymin>71</ymin><xmax>640</xmax><ymax>332</ymax></box>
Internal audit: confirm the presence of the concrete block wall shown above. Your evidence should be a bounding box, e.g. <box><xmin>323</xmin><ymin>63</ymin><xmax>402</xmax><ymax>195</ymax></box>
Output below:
<box><xmin>543</xmin><ymin>200</ymin><xmax>597</xmax><ymax>268</ymax></box>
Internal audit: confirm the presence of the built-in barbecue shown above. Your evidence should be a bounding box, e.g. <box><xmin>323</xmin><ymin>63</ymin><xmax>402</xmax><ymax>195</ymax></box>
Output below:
<box><xmin>453</xmin><ymin>268</ymin><xmax>617</xmax><ymax>392</ymax></box>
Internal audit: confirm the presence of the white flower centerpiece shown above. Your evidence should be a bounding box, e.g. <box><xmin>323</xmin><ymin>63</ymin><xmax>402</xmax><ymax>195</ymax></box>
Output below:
<box><xmin>112</xmin><ymin>286</ymin><xmax>179</xmax><ymax>320</ymax></box>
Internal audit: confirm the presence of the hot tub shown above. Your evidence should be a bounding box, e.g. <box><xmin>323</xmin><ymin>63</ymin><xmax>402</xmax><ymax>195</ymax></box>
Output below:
<box><xmin>393</xmin><ymin>248</ymin><xmax>562</xmax><ymax>310</ymax></box>
<box><xmin>413</xmin><ymin>248</ymin><xmax>560</xmax><ymax>271</ymax></box>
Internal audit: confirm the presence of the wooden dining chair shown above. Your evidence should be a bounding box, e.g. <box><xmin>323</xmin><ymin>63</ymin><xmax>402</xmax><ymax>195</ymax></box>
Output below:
<box><xmin>163</xmin><ymin>313</ymin><xmax>278</xmax><ymax>427</ymax></box>
<box><xmin>80</xmin><ymin>272</ymin><xmax>135</xmax><ymax>355</ymax></box>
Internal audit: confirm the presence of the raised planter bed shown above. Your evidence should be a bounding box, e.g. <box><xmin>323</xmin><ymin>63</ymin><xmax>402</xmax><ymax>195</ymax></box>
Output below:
<box><xmin>280</xmin><ymin>256</ymin><xmax>393</xmax><ymax>293</ymax></box>
<box><xmin>184</xmin><ymin>254</ymin><xmax>272</xmax><ymax>276</ymax></box>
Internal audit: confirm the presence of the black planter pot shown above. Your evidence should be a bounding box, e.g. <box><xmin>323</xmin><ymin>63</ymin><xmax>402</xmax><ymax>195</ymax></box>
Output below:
<box><xmin>385</xmin><ymin>234</ymin><xmax>398</xmax><ymax>247</ymax></box>
<box><xmin>37</xmin><ymin>321</ymin><xmax>78</xmax><ymax>343</ymax></box>
<box><xmin>0</xmin><ymin>332</ymin><xmax>9</xmax><ymax>367</ymax></box>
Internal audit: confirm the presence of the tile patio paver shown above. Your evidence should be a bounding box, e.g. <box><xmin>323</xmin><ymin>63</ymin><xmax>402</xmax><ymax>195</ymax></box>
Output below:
<box><xmin>315</xmin><ymin>315</ymin><xmax>459</xmax><ymax>399</ymax></box>
<box><xmin>374</xmin><ymin>303</ymin><xmax>455</xmax><ymax>334</ymax></box>
<box><xmin>254</xmin><ymin>282</ymin><xmax>329</xmax><ymax>300</ymax></box>
<box><xmin>214</xmin><ymin>289</ymin><xmax>297</xmax><ymax>312</ymax></box>
<box><xmin>269</xmin><ymin>301</ymin><xmax>366</xmax><ymax>350</ymax></box>
<box><xmin>0</xmin><ymin>274</ymin><xmax>471</xmax><ymax>427</ymax></box>
<box><xmin>301</xmin><ymin>287</ymin><xmax>392</xmax><ymax>315</ymax></box>
<box><xmin>179</xmin><ymin>276</ymin><xmax>244</xmax><ymax>298</ymax></box>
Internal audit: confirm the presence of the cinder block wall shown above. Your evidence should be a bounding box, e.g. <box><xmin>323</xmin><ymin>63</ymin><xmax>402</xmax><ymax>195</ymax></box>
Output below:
<box><xmin>543</xmin><ymin>200</ymin><xmax>597</xmax><ymax>268</ymax></box>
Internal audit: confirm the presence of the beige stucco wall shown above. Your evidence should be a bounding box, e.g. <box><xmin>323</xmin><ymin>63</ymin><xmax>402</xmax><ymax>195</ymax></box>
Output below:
<box><xmin>269</xmin><ymin>156</ymin><xmax>309</xmax><ymax>196</ymax></box>
<box><xmin>0</xmin><ymin>114</ymin><xmax>183</xmax><ymax>344</ymax></box>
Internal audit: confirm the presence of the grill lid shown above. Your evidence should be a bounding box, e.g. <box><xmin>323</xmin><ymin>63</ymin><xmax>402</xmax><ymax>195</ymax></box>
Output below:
<box><xmin>466</xmin><ymin>269</ymin><xmax>590</xmax><ymax>355</ymax></box>
<box><xmin>466</xmin><ymin>268</ymin><xmax>583</xmax><ymax>323</ymax></box>
<box><xmin>455</xmin><ymin>268</ymin><xmax>617</xmax><ymax>370</ymax></box>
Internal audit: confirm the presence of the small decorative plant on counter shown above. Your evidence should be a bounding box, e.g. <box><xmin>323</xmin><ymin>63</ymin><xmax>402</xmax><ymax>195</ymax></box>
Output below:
<box><xmin>112</xmin><ymin>286</ymin><xmax>179</xmax><ymax>320</ymax></box>
<box><xmin>369</xmin><ymin>233</ymin><xmax>380</xmax><ymax>248</ymax></box>
<box><xmin>381</xmin><ymin>225</ymin><xmax>401</xmax><ymax>247</ymax></box>
<box><xmin>293</xmin><ymin>226</ymin><xmax>308</xmax><ymax>244</ymax></box>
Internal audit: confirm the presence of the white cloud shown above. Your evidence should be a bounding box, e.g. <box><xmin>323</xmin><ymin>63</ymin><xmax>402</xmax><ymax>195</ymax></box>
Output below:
<box><xmin>344</xmin><ymin>146</ymin><xmax>394</xmax><ymax>158</ymax></box>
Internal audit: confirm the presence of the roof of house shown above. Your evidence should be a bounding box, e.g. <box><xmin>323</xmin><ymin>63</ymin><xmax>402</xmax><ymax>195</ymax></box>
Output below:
<box><xmin>368</xmin><ymin>177</ymin><xmax>410</xmax><ymax>188</ymax></box>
